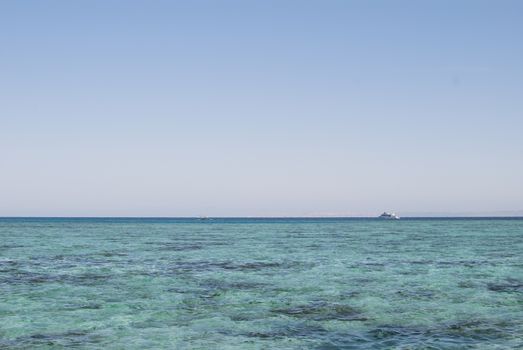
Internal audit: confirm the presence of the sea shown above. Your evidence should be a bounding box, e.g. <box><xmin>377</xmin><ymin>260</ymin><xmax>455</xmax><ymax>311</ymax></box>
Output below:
<box><xmin>1</xmin><ymin>217</ymin><xmax>522</xmax><ymax>349</ymax></box>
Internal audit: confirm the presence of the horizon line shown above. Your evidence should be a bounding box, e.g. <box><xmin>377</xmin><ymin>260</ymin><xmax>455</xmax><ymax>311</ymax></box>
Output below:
<box><xmin>1</xmin><ymin>215</ymin><xmax>522</xmax><ymax>219</ymax></box>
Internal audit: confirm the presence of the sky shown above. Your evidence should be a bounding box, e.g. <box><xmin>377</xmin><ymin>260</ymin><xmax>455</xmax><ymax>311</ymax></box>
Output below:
<box><xmin>1</xmin><ymin>0</ymin><xmax>522</xmax><ymax>217</ymax></box>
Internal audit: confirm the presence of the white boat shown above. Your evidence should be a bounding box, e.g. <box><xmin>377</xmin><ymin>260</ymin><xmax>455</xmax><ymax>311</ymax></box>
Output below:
<box><xmin>379</xmin><ymin>212</ymin><xmax>400</xmax><ymax>219</ymax></box>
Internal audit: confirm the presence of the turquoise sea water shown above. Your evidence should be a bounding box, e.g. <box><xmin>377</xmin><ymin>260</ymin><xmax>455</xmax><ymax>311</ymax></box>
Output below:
<box><xmin>0</xmin><ymin>218</ymin><xmax>522</xmax><ymax>349</ymax></box>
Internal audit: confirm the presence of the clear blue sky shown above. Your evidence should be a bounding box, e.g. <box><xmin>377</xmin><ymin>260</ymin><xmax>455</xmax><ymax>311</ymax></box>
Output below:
<box><xmin>1</xmin><ymin>0</ymin><xmax>522</xmax><ymax>216</ymax></box>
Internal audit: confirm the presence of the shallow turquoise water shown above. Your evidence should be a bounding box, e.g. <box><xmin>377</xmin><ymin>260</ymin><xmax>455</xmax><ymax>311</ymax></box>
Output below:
<box><xmin>1</xmin><ymin>218</ymin><xmax>522</xmax><ymax>349</ymax></box>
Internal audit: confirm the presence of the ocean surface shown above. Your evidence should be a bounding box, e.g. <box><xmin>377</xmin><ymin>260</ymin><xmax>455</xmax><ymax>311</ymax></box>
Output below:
<box><xmin>0</xmin><ymin>218</ymin><xmax>522</xmax><ymax>349</ymax></box>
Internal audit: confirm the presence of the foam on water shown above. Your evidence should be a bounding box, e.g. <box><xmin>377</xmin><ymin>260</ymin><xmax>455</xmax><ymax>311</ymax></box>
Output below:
<box><xmin>0</xmin><ymin>218</ymin><xmax>522</xmax><ymax>349</ymax></box>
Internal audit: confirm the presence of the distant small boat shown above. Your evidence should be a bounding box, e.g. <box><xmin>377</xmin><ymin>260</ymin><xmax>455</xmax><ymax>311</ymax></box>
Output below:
<box><xmin>379</xmin><ymin>212</ymin><xmax>400</xmax><ymax>219</ymax></box>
